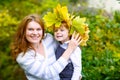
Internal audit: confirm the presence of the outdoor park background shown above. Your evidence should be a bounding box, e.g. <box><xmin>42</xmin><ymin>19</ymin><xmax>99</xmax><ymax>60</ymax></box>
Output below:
<box><xmin>0</xmin><ymin>0</ymin><xmax>120</xmax><ymax>80</ymax></box>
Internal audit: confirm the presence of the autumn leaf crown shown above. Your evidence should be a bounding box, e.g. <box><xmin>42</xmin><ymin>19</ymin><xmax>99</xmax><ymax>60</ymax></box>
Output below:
<box><xmin>43</xmin><ymin>4</ymin><xmax>90</xmax><ymax>46</ymax></box>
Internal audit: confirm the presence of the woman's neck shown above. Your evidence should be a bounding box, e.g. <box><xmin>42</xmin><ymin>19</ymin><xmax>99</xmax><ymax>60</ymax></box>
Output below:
<box><xmin>32</xmin><ymin>42</ymin><xmax>46</xmax><ymax>57</ymax></box>
<box><xmin>32</xmin><ymin>43</ymin><xmax>40</xmax><ymax>49</ymax></box>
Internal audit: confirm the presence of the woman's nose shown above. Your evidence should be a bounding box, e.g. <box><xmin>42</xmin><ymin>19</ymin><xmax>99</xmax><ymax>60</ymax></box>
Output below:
<box><xmin>33</xmin><ymin>30</ymin><xmax>38</xmax><ymax>34</ymax></box>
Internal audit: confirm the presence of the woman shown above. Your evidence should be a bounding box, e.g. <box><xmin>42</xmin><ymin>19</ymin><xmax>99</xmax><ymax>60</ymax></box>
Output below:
<box><xmin>11</xmin><ymin>14</ymin><xmax>81</xmax><ymax>80</ymax></box>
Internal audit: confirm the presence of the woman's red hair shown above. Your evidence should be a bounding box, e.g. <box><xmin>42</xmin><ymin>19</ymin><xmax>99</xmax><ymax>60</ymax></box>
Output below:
<box><xmin>11</xmin><ymin>14</ymin><xmax>45</xmax><ymax>60</ymax></box>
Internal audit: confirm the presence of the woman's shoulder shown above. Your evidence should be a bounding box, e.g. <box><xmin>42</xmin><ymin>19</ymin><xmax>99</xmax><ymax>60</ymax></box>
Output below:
<box><xmin>43</xmin><ymin>33</ymin><xmax>58</xmax><ymax>48</ymax></box>
<box><xmin>16</xmin><ymin>49</ymin><xmax>35</xmax><ymax>63</ymax></box>
<box><xmin>43</xmin><ymin>33</ymin><xmax>56</xmax><ymax>42</ymax></box>
<box><xmin>44</xmin><ymin>33</ymin><xmax>53</xmax><ymax>39</ymax></box>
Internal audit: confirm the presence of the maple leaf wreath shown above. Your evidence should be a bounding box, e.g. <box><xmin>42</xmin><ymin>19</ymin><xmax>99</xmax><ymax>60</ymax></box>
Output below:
<box><xmin>43</xmin><ymin>4</ymin><xmax>90</xmax><ymax>46</ymax></box>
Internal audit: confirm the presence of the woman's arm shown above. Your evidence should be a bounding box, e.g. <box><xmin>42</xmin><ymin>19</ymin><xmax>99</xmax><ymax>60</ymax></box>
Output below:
<box><xmin>61</xmin><ymin>32</ymin><xmax>82</xmax><ymax>60</ymax></box>
<box><xmin>16</xmin><ymin>32</ymin><xmax>82</xmax><ymax>79</ymax></box>
<box><xmin>16</xmin><ymin>52</ymin><xmax>68</xmax><ymax>79</ymax></box>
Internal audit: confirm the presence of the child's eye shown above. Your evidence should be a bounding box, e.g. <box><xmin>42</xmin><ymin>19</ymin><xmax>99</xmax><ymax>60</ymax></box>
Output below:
<box><xmin>61</xmin><ymin>29</ymin><xmax>64</xmax><ymax>31</ymax></box>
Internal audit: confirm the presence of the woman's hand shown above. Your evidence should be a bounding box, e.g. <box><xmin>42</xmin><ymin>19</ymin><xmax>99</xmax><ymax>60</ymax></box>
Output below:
<box><xmin>68</xmin><ymin>31</ymin><xmax>82</xmax><ymax>51</ymax></box>
<box><xmin>62</xmin><ymin>31</ymin><xmax>83</xmax><ymax>60</ymax></box>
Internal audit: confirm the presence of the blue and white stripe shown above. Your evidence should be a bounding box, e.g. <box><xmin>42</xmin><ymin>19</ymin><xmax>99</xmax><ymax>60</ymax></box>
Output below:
<box><xmin>16</xmin><ymin>33</ymin><xmax>68</xmax><ymax>80</ymax></box>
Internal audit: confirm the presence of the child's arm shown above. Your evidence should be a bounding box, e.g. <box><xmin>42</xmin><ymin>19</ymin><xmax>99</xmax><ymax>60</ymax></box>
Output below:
<box><xmin>70</xmin><ymin>47</ymin><xmax>82</xmax><ymax>80</ymax></box>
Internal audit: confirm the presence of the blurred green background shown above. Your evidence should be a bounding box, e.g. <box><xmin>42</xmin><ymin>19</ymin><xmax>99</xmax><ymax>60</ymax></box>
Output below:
<box><xmin>0</xmin><ymin>0</ymin><xmax>120</xmax><ymax>80</ymax></box>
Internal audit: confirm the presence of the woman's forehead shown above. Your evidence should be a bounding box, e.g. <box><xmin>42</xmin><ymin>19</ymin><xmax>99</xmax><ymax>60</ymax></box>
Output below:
<box><xmin>27</xmin><ymin>21</ymin><xmax>41</xmax><ymax>28</ymax></box>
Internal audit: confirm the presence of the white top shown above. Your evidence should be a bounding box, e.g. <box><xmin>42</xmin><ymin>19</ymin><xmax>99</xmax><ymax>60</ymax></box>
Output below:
<box><xmin>16</xmin><ymin>33</ymin><xmax>69</xmax><ymax>80</ymax></box>
<box><xmin>60</xmin><ymin>41</ymin><xmax>82</xmax><ymax>80</ymax></box>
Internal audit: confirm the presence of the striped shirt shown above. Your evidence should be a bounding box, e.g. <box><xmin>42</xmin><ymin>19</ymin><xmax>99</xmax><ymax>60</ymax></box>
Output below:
<box><xmin>16</xmin><ymin>33</ymin><xmax>68</xmax><ymax>80</ymax></box>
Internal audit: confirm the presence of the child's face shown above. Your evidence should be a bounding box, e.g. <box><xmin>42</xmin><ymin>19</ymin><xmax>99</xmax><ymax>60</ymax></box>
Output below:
<box><xmin>54</xmin><ymin>26</ymin><xmax>69</xmax><ymax>43</ymax></box>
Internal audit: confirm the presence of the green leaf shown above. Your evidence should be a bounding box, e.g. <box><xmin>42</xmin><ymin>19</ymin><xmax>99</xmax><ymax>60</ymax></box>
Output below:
<box><xmin>72</xmin><ymin>16</ymin><xmax>86</xmax><ymax>34</ymax></box>
<box><xmin>43</xmin><ymin>12</ymin><xmax>56</xmax><ymax>27</ymax></box>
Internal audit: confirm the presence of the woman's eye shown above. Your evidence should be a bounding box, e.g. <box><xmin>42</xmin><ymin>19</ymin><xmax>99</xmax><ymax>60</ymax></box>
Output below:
<box><xmin>37</xmin><ymin>28</ymin><xmax>42</xmax><ymax>31</ymax></box>
<box><xmin>28</xmin><ymin>28</ymin><xmax>33</xmax><ymax>31</ymax></box>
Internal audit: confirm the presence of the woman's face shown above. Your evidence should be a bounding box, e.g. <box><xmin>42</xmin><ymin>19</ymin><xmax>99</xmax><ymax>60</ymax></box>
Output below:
<box><xmin>25</xmin><ymin>21</ymin><xmax>43</xmax><ymax>45</ymax></box>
